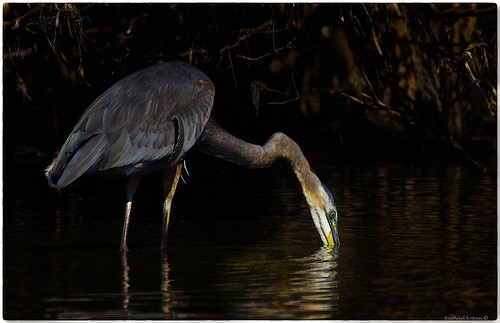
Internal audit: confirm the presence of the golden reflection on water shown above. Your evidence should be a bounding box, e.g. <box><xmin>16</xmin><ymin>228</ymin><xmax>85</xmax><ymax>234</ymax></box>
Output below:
<box><xmin>5</xmin><ymin>162</ymin><xmax>496</xmax><ymax>319</ymax></box>
<box><xmin>334</xmin><ymin>163</ymin><xmax>496</xmax><ymax>319</ymax></box>
<box><xmin>157</xmin><ymin>246</ymin><xmax>339</xmax><ymax>319</ymax></box>
<box><xmin>121</xmin><ymin>253</ymin><xmax>130</xmax><ymax>313</ymax></box>
<box><xmin>160</xmin><ymin>254</ymin><xmax>173</xmax><ymax>315</ymax></box>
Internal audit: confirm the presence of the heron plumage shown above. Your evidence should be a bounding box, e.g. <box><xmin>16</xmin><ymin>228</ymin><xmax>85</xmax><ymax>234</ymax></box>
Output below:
<box><xmin>47</xmin><ymin>61</ymin><xmax>214</xmax><ymax>188</ymax></box>
<box><xmin>46</xmin><ymin>61</ymin><xmax>339</xmax><ymax>251</ymax></box>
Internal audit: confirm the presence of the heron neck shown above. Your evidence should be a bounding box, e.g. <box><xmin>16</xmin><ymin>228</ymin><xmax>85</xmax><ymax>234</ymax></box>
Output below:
<box><xmin>266</xmin><ymin>133</ymin><xmax>324</xmax><ymax>207</ymax></box>
<box><xmin>197</xmin><ymin>118</ymin><xmax>322</xmax><ymax>199</ymax></box>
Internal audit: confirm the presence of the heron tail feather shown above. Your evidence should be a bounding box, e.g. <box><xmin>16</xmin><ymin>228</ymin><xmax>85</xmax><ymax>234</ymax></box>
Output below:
<box><xmin>46</xmin><ymin>133</ymin><xmax>107</xmax><ymax>188</ymax></box>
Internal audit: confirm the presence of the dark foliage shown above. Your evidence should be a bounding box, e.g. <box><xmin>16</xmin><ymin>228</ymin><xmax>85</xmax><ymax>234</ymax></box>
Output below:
<box><xmin>3</xmin><ymin>3</ymin><xmax>497</xmax><ymax>170</ymax></box>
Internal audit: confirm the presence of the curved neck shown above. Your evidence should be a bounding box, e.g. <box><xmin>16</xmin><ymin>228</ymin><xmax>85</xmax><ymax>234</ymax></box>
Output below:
<box><xmin>196</xmin><ymin>118</ymin><xmax>321</xmax><ymax>197</ymax></box>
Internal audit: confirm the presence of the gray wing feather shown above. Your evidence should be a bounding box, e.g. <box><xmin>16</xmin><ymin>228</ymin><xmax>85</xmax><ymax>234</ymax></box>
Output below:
<box><xmin>97</xmin><ymin>66</ymin><xmax>214</xmax><ymax>170</ymax></box>
<box><xmin>56</xmin><ymin>134</ymin><xmax>107</xmax><ymax>186</ymax></box>
<box><xmin>48</xmin><ymin>132</ymin><xmax>107</xmax><ymax>187</ymax></box>
<box><xmin>47</xmin><ymin>61</ymin><xmax>214</xmax><ymax>187</ymax></box>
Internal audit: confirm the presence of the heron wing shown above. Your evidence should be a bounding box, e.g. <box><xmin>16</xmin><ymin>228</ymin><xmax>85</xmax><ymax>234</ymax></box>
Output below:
<box><xmin>47</xmin><ymin>131</ymin><xmax>107</xmax><ymax>187</ymax></box>
<box><xmin>48</xmin><ymin>62</ymin><xmax>214</xmax><ymax>186</ymax></box>
<box><xmin>90</xmin><ymin>62</ymin><xmax>214</xmax><ymax>171</ymax></box>
<box><xmin>100</xmin><ymin>81</ymin><xmax>214</xmax><ymax>170</ymax></box>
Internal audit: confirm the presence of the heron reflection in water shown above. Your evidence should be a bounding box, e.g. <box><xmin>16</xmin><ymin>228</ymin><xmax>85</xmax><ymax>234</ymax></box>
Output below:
<box><xmin>45</xmin><ymin>61</ymin><xmax>339</xmax><ymax>252</ymax></box>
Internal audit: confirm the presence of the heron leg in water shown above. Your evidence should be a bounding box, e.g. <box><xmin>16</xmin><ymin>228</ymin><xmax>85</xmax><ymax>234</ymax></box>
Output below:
<box><xmin>120</xmin><ymin>175</ymin><xmax>142</xmax><ymax>252</ymax></box>
<box><xmin>161</xmin><ymin>163</ymin><xmax>183</xmax><ymax>249</ymax></box>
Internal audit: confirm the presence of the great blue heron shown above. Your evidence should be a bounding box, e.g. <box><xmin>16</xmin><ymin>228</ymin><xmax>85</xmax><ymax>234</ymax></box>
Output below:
<box><xmin>45</xmin><ymin>61</ymin><xmax>340</xmax><ymax>252</ymax></box>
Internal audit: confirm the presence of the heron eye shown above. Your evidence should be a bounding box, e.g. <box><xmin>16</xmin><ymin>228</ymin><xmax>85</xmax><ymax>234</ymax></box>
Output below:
<box><xmin>328</xmin><ymin>210</ymin><xmax>336</xmax><ymax>220</ymax></box>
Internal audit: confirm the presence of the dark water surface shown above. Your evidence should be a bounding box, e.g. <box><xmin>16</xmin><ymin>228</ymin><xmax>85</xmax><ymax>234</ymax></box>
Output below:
<box><xmin>4</xmin><ymin>158</ymin><xmax>497</xmax><ymax>319</ymax></box>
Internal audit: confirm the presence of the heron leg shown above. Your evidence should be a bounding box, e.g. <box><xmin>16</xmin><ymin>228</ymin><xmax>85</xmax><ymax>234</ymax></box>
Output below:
<box><xmin>120</xmin><ymin>175</ymin><xmax>141</xmax><ymax>252</ymax></box>
<box><xmin>161</xmin><ymin>163</ymin><xmax>183</xmax><ymax>250</ymax></box>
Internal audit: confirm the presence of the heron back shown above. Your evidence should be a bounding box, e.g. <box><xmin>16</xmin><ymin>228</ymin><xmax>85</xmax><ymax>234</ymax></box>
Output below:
<box><xmin>47</xmin><ymin>61</ymin><xmax>215</xmax><ymax>188</ymax></box>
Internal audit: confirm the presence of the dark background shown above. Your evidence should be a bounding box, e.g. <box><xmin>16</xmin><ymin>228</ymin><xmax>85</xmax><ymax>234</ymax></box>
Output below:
<box><xmin>2</xmin><ymin>4</ymin><xmax>497</xmax><ymax>319</ymax></box>
<box><xmin>3</xmin><ymin>3</ymin><xmax>497</xmax><ymax>175</ymax></box>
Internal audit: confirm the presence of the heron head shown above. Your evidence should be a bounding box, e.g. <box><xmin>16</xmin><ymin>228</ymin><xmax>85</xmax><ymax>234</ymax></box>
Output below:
<box><xmin>303</xmin><ymin>180</ymin><xmax>340</xmax><ymax>249</ymax></box>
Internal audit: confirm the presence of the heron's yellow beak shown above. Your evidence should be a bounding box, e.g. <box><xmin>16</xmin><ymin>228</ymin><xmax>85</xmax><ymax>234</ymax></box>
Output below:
<box><xmin>327</xmin><ymin>233</ymin><xmax>334</xmax><ymax>247</ymax></box>
<box><xmin>326</xmin><ymin>217</ymin><xmax>340</xmax><ymax>249</ymax></box>
<box><xmin>301</xmin><ymin>180</ymin><xmax>339</xmax><ymax>249</ymax></box>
